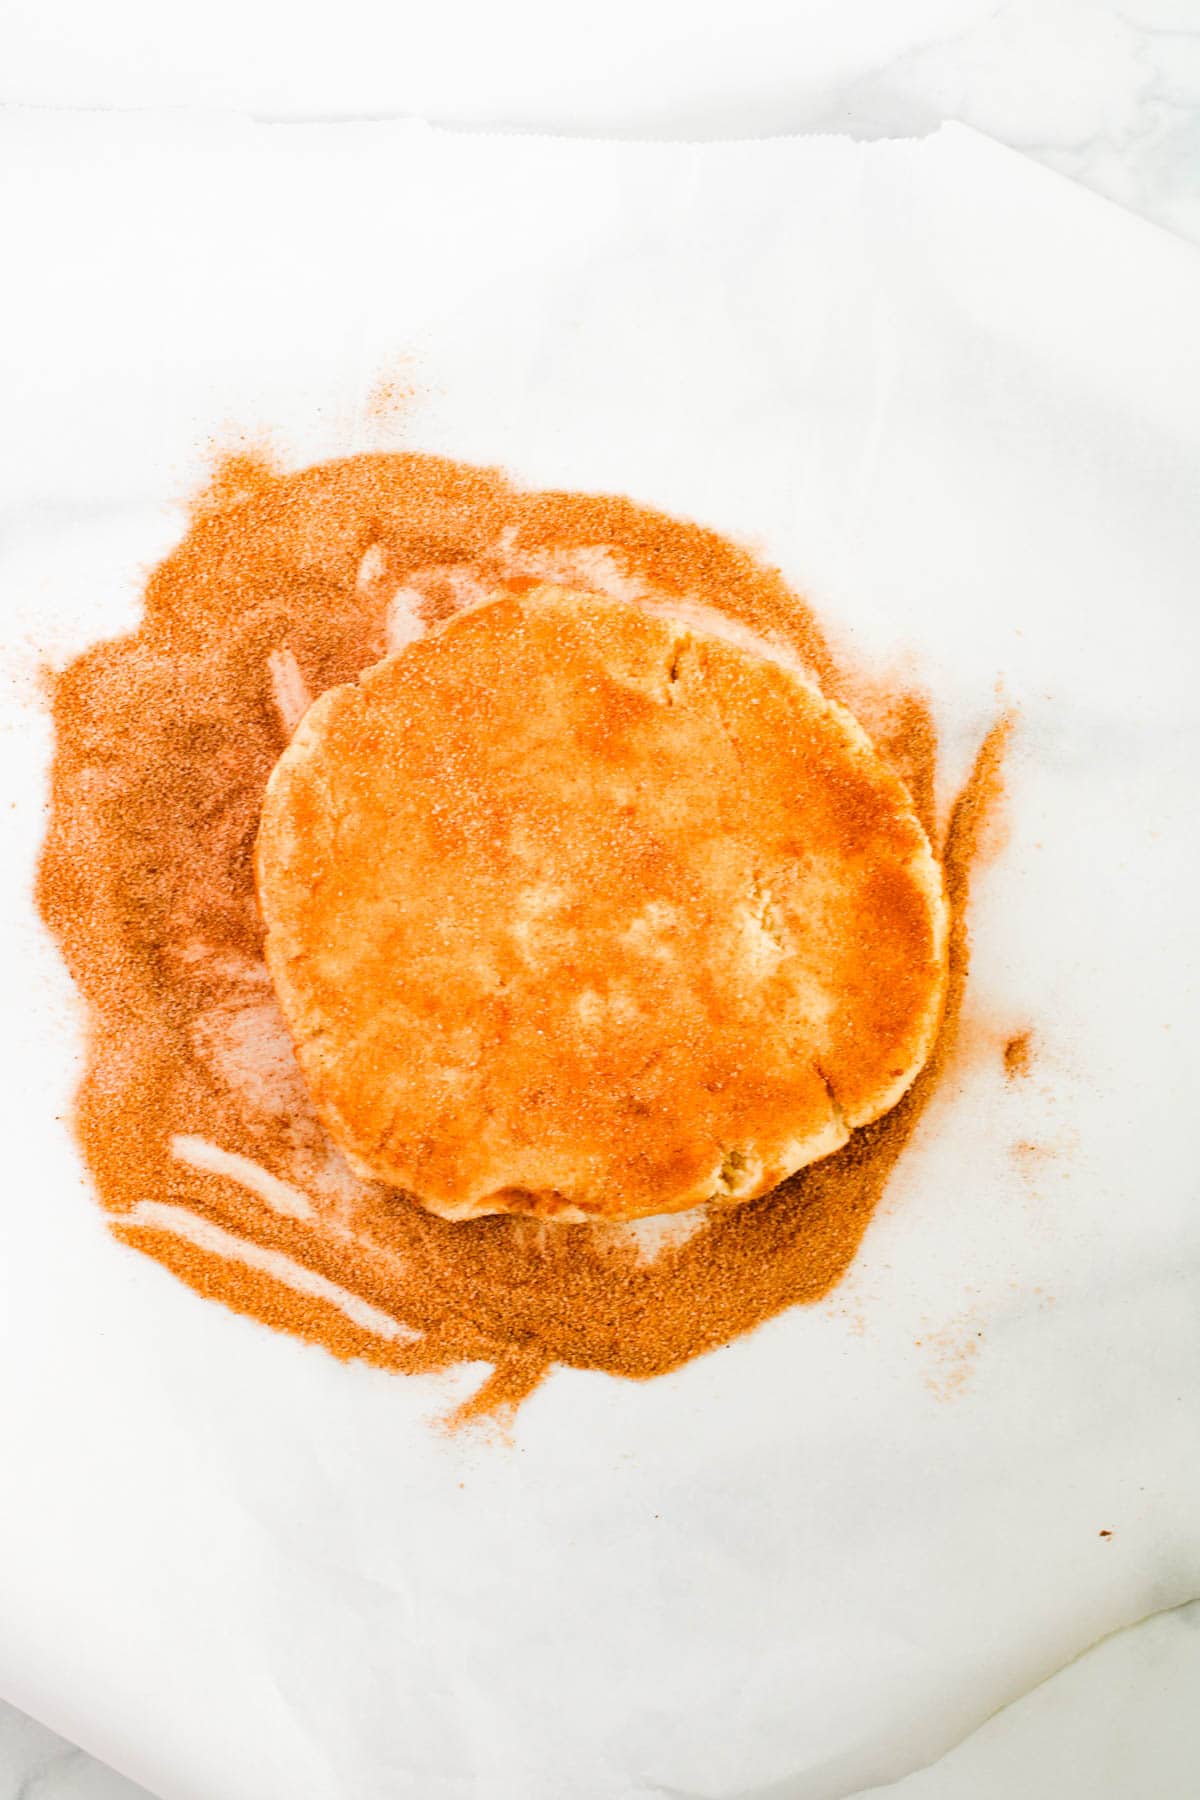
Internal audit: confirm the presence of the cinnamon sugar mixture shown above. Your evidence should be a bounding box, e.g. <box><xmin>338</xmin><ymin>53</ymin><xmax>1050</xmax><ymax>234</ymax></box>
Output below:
<box><xmin>38</xmin><ymin>452</ymin><xmax>1005</xmax><ymax>1421</ymax></box>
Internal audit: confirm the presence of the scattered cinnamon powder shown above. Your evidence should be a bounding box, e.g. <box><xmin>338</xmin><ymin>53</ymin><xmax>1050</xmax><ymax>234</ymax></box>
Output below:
<box><xmin>364</xmin><ymin>360</ymin><xmax>418</xmax><ymax>428</ymax></box>
<box><xmin>37</xmin><ymin>451</ymin><xmax>1007</xmax><ymax>1420</ymax></box>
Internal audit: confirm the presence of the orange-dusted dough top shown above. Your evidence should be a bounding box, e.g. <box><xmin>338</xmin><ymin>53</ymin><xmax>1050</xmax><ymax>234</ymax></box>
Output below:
<box><xmin>256</xmin><ymin>585</ymin><xmax>948</xmax><ymax>1222</ymax></box>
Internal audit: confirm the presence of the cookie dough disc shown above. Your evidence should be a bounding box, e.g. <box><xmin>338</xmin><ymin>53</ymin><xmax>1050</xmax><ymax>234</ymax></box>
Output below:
<box><xmin>256</xmin><ymin>586</ymin><xmax>947</xmax><ymax>1222</ymax></box>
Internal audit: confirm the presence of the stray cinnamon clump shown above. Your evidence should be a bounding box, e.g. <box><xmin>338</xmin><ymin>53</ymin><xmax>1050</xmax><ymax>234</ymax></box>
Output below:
<box><xmin>37</xmin><ymin>451</ymin><xmax>1006</xmax><ymax>1420</ymax></box>
<box><xmin>1004</xmin><ymin>1030</ymin><xmax>1034</xmax><ymax>1079</ymax></box>
<box><xmin>191</xmin><ymin>444</ymin><xmax>282</xmax><ymax>516</ymax></box>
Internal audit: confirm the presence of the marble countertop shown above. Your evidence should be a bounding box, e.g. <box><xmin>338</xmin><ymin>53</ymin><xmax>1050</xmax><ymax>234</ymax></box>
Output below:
<box><xmin>3</xmin><ymin>1600</ymin><xmax>1199</xmax><ymax>1800</ymax></box>
<box><xmin>2</xmin><ymin>0</ymin><xmax>1198</xmax><ymax>1794</ymax></box>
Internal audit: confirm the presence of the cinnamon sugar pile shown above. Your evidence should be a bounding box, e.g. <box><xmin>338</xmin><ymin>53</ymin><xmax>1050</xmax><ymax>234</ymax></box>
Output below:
<box><xmin>38</xmin><ymin>451</ymin><xmax>1005</xmax><ymax>1421</ymax></box>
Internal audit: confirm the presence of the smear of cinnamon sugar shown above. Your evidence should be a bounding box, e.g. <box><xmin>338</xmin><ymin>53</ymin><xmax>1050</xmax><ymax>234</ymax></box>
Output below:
<box><xmin>919</xmin><ymin>1312</ymin><xmax>985</xmax><ymax>1402</ymax></box>
<box><xmin>37</xmin><ymin>451</ymin><xmax>1008</xmax><ymax>1422</ymax></box>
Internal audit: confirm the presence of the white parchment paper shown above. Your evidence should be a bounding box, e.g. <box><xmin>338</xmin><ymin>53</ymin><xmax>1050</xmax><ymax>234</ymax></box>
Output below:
<box><xmin>0</xmin><ymin>112</ymin><xmax>1197</xmax><ymax>1800</ymax></box>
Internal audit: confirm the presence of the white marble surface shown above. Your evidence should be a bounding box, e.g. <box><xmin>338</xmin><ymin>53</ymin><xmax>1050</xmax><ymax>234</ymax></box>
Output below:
<box><xmin>3</xmin><ymin>1601</ymin><xmax>1199</xmax><ymax>1800</ymax></box>
<box><xmin>1</xmin><ymin>0</ymin><xmax>1198</xmax><ymax>1794</ymax></box>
